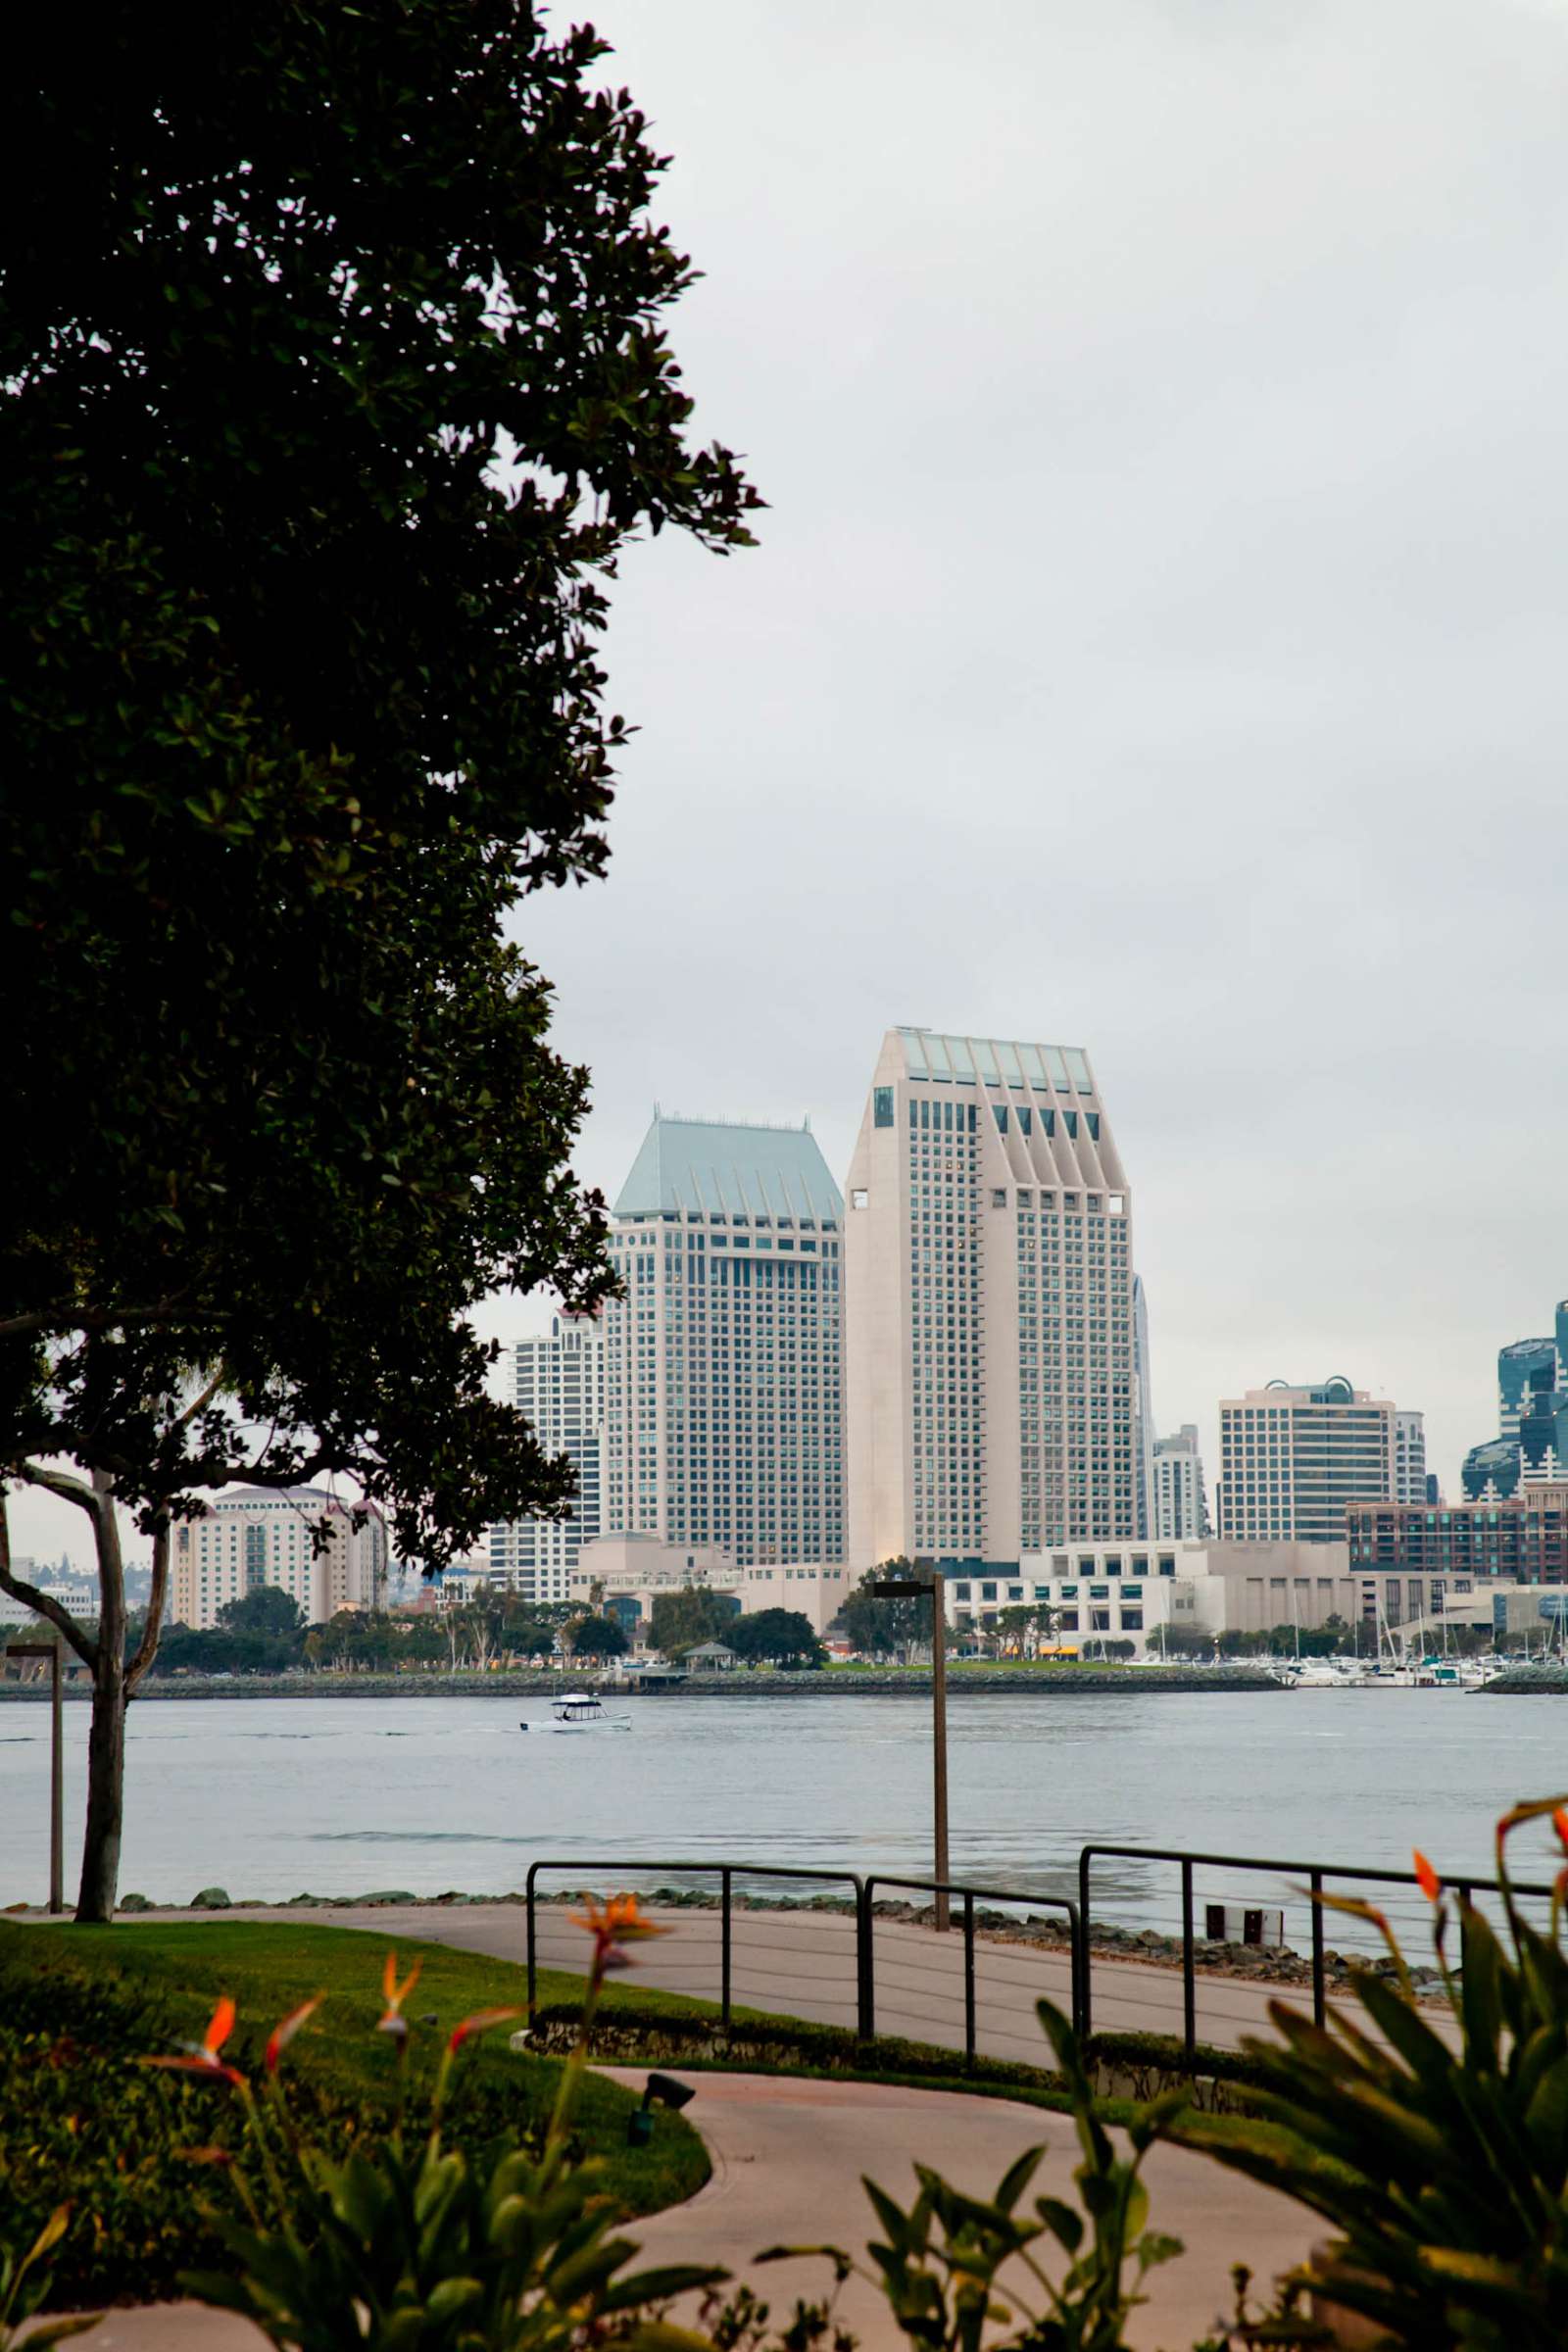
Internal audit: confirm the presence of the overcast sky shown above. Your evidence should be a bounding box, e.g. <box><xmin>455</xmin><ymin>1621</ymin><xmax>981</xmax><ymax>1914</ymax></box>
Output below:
<box><xmin>18</xmin><ymin>0</ymin><xmax>1568</xmax><ymax>1570</ymax></box>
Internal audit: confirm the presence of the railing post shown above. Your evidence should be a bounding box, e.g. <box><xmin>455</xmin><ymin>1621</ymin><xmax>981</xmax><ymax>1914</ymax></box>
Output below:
<box><xmin>1078</xmin><ymin>1848</ymin><xmax>1094</xmax><ymax>2039</ymax></box>
<box><xmin>1181</xmin><ymin>1857</ymin><xmax>1196</xmax><ymax>2062</ymax></box>
<box><xmin>1310</xmin><ymin>1869</ymin><xmax>1325</xmax><ymax>2029</ymax></box>
<box><xmin>1065</xmin><ymin>1900</ymin><xmax>1082</xmax><ymax>2041</ymax></box>
<box><xmin>526</xmin><ymin>1865</ymin><xmax>538</xmax><ymax>2021</ymax></box>
<box><xmin>721</xmin><ymin>1865</ymin><xmax>732</xmax><ymax>2034</ymax></box>
<box><xmin>858</xmin><ymin>1878</ymin><xmax>875</xmax><ymax>2044</ymax></box>
<box><xmin>963</xmin><ymin>1889</ymin><xmax>976</xmax><ymax>2072</ymax></box>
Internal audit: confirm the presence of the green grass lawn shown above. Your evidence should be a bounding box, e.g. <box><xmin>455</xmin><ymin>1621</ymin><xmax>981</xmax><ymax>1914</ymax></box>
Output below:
<box><xmin>0</xmin><ymin>1918</ymin><xmax>709</xmax><ymax>2309</ymax></box>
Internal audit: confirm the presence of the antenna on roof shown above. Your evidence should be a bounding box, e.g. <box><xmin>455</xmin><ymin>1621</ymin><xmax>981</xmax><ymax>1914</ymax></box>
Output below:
<box><xmin>653</xmin><ymin>1102</ymin><xmax>661</xmax><ymax>1121</ymax></box>
<box><xmin>804</xmin><ymin>1113</ymin><xmax>811</xmax><ymax>1130</ymax></box>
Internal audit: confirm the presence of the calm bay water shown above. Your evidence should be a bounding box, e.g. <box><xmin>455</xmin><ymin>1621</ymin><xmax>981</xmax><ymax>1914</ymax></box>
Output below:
<box><xmin>3</xmin><ymin>1690</ymin><xmax>1567</xmax><ymax>1937</ymax></box>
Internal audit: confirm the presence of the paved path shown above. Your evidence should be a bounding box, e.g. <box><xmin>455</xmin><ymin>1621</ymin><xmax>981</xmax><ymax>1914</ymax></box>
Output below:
<box><xmin>41</xmin><ymin>2069</ymin><xmax>1315</xmax><ymax>2351</ymax></box>
<box><xmin>598</xmin><ymin>2068</ymin><xmax>1317</xmax><ymax>2352</ymax></box>
<box><xmin>116</xmin><ymin>1898</ymin><xmax>1319</xmax><ymax>2063</ymax></box>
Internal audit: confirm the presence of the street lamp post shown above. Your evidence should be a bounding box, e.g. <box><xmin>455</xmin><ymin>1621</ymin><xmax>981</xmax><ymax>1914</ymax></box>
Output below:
<box><xmin>6</xmin><ymin>1636</ymin><xmax>64</xmax><ymax>1914</ymax></box>
<box><xmin>871</xmin><ymin>1568</ymin><xmax>949</xmax><ymax>1931</ymax></box>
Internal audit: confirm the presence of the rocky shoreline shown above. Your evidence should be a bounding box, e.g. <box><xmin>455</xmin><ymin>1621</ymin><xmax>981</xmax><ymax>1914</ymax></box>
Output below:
<box><xmin>0</xmin><ymin>1664</ymin><xmax>1285</xmax><ymax>1700</ymax></box>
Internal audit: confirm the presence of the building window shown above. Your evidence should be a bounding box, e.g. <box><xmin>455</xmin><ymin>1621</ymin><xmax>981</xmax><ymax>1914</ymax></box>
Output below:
<box><xmin>851</xmin><ymin>1189</ymin><xmax>868</xmax><ymax>1210</ymax></box>
<box><xmin>874</xmin><ymin>1086</ymin><xmax>894</xmax><ymax>1128</ymax></box>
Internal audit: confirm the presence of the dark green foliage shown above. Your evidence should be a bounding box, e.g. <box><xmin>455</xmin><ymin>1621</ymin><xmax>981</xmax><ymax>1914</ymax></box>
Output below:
<box><xmin>0</xmin><ymin>2206</ymin><xmax>98</xmax><ymax>2352</ymax></box>
<box><xmin>836</xmin><ymin>1565</ymin><xmax>938</xmax><ymax>1661</ymax></box>
<box><xmin>728</xmin><ymin>1609</ymin><xmax>825</xmax><ymax>1668</ymax></box>
<box><xmin>650</xmin><ymin>1585</ymin><xmax>741</xmax><ymax>1657</ymax></box>
<box><xmin>0</xmin><ymin>1922</ymin><xmax>705</xmax><ymax>2311</ymax></box>
<box><xmin>1167</xmin><ymin>1798</ymin><xmax>1568</xmax><ymax>2348</ymax></box>
<box><xmin>217</xmin><ymin>1589</ymin><xmax>305</xmax><ymax>1639</ymax></box>
<box><xmin>1</xmin><ymin>0</ymin><xmax>759</xmax><ymax>1562</ymax></box>
<box><xmin>566</xmin><ymin>1613</ymin><xmax>629</xmax><ymax>1660</ymax></box>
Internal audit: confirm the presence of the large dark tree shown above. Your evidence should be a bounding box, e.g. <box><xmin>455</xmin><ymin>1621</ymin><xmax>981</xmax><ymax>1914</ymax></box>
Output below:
<box><xmin>0</xmin><ymin>3</ymin><xmax>759</xmax><ymax>1918</ymax></box>
<box><xmin>728</xmin><ymin>1608</ymin><xmax>824</xmax><ymax>1669</ymax></box>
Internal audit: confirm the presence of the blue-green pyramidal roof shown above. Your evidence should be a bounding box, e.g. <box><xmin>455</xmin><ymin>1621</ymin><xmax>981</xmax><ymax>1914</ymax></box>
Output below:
<box><xmin>614</xmin><ymin>1113</ymin><xmax>842</xmax><ymax>1221</ymax></box>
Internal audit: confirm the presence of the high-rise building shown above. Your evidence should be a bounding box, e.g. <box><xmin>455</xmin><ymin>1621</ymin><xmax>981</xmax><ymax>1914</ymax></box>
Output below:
<box><xmin>1132</xmin><ymin>1276</ymin><xmax>1155</xmax><ymax>1540</ymax></box>
<box><xmin>171</xmin><ymin>1488</ymin><xmax>387</xmax><ymax>1630</ymax></box>
<box><xmin>1215</xmin><ymin>1378</ymin><xmax>1414</xmax><ymax>1544</ymax></box>
<box><xmin>1463</xmin><ymin>1303</ymin><xmax>1568</xmax><ymax>1497</ymax></box>
<box><xmin>601</xmin><ymin>1113</ymin><xmax>845</xmax><ymax>1567</ymax></box>
<box><xmin>1152</xmin><ymin>1425</ymin><xmax>1209</xmax><ymax>1540</ymax></box>
<box><xmin>844</xmin><ymin>1027</ymin><xmax>1138</xmax><ymax>1569</ymax></box>
<box><xmin>487</xmin><ymin>1315</ymin><xmax>607</xmax><ymax>1604</ymax></box>
<box><xmin>1394</xmin><ymin>1409</ymin><xmax>1427</xmax><ymax>1505</ymax></box>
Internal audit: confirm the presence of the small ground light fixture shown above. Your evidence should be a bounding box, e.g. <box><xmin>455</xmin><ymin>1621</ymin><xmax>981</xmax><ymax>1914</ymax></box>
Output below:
<box><xmin>627</xmin><ymin>2070</ymin><xmax>695</xmax><ymax>2145</ymax></box>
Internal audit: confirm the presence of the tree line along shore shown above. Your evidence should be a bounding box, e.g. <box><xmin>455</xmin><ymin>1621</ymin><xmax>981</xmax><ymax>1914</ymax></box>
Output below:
<box><xmin>0</xmin><ymin>1665</ymin><xmax>1287</xmax><ymax>1700</ymax></box>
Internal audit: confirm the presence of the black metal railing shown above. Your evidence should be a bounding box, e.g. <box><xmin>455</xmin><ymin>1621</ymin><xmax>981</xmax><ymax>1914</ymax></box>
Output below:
<box><xmin>524</xmin><ymin>1858</ymin><xmax>865</xmax><ymax>2034</ymax></box>
<box><xmin>862</xmin><ymin>1875</ymin><xmax>1080</xmax><ymax>2065</ymax></box>
<box><xmin>522</xmin><ymin>1839</ymin><xmax>1557</xmax><ymax>2078</ymax></box>
<box><xmin>1078</xmin><ymin>1841</ymin><xmax>1558</xmax><ymax>2059</ymax></box>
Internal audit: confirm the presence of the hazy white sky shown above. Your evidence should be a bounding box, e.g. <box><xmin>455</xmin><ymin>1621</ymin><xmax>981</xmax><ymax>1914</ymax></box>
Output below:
<box><xmin>17</xmin><ymin>0</ymin><xmax>1568</xmax><ymax>1568</ymax></box>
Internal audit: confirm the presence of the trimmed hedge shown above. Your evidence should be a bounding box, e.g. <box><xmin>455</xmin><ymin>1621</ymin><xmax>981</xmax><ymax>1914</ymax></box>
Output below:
<box><xmin>524</xmin><ymin>1999</ymin><xmax>1278</xmax><ymax>2116</ymax></box>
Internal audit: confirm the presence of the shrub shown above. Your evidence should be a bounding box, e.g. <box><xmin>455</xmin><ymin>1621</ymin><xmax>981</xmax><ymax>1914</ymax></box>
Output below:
<box><xmin>1168</xmin><ymin>1799</ymin><xmax>1568</xmax><ymax>2348</ymax></box>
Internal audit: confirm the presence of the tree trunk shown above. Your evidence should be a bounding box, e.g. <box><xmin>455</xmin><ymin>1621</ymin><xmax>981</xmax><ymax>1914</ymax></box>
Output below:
<box><xmin>77</xmin><ymin>1647</ymin><xmax>126</xmax><ymax>1923</ymax></box>
<box><xmin>76</xmin><ymin>1469</ymin><xmax>126</xmax><ymax>1924</ymax></box>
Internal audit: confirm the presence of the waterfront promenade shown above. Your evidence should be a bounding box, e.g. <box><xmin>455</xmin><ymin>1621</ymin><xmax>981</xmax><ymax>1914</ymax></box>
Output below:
<box><xmin>86</xmin><ymin>1895</ymin><xmax>1324</xmax><ymax>2058</ymax></box>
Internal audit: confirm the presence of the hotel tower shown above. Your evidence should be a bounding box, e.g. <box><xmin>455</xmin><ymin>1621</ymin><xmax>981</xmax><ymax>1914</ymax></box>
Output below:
<box><xmin>845</xmin><ymin>1027</ymin><xmax>1138</xmax><ymax>1569</ymax></box>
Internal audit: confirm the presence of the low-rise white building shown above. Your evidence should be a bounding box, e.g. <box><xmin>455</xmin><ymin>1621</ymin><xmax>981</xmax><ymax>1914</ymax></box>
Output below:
<box><xmin>947</xmin><ymin>1536</ymin><xmax>1530</xmax><ymax>1656</ymax></box>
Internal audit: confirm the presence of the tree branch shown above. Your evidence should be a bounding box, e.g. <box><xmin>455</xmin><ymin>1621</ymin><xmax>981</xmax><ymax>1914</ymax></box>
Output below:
<box><xmin>0</xmin><ymin>1298</ymin><xmax>196</xmax><ymax>1342</ymax></box>
<box><xmin>124</xmin><ymin>1515</ymin><xmax>170</xmax><ymax>1692</ymax></box>
<box><xmin>17</xmin><ymin>1460</ymin><xmax>102</xmax><ymax>1517</ymax></box>
<box><xmin>0</xmin><ymin>1489</ymin><xmax>99</xmax><ymax>1669</ymax></box>
<box><xmin>171</xmin><ymin>1371</ymin><xmax>225</xmax><ymax>1435</ymax></box>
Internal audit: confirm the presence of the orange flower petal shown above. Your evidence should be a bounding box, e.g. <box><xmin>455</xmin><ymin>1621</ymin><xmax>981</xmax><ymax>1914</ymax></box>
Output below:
<box><xmin>1413</xmin><ymin>1850</ymin><xmax>1441</xmax><ymax>1903</ymax></box>
<box><xmin>447</xmin><ymin>2006</ymin><xmax>523</xmax><ymax>2054</ymax></box>
<box><xmin>205</xmin><ymin>1996</ymin><xmax>236</xmax><ymax>2055</ymax></box>
<box><xmin>264</xmin><ymin>1997</ymin><xmax>322</xmax><ymax>2076</ymax></box>
<box><xmin>382</xmin><ymin>1949</ymin><xmax>399</xmax><ymax>2002</ymax></box>
<box><xmin>1554</xmin><ymin>1808</ymin><xmax>1568</xmax><ymax>1856</ymax></box>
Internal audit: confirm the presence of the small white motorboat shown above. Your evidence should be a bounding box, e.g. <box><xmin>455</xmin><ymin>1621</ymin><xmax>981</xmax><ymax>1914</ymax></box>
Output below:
<box><xmin>532</xmin><ymin>1690</ymin><xmax>632</xmax><ymax>1734</ymax></box>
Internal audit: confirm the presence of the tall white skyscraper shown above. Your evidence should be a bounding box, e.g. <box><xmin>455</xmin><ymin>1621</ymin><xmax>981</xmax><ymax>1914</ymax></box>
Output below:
<box><xmin>844</xmin><ymin>1027</ymin><xmax>1138</xmax><ymax>1569</ymax></box>
<box><xmin>1394</xmin><ymin>1409</ymin><xmax>1427</xmax><ymax>1506</ymax></box>
<box><xmin>487</xmin><ymin>1315</ymin><xmax>607</xmax><ymax>1602</ymax></box>
<box><xmin>1132</xmin><ymin>1275</ymin><xmax>1155</xmax><ymax>1540</ymax></box>
<box><xmin>1153</xmin><ymin>1425</ymin><xmax>1210</xmax><ymax>1540</ymax></box>
<box><xmin>602</xmin><ymin>1113</ymin><xmax>845</xmax><ymax>1566</ymax></box>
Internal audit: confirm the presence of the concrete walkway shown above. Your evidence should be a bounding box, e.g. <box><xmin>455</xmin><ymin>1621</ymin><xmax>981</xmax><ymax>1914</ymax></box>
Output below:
<box><xmin>118</xmin><ymin>1897</ymin><xmax>1319</xmax><ymax>2063</ymax></box>
<box><xmin>36</xmin><ymin>2070</ymin><xmax>1314</xmax><ymax>2351</ymax></box>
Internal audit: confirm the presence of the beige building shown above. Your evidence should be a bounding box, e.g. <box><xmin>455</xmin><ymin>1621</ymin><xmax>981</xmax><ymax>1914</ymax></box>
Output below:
<box><xmin>569</xmin><ymin>1532</ymin><xmax>849</xmax><ymax>1635</ymax></box>
<box><xmin>1216</xmin><ymin>1378</ymin><xmax>1419</xmax><ymax>1544</ymax></box>
<box><xmin>172</xmin><ymin>1488</ymin><xmax>387</xmax><ymax>1630</ymax></box>
<box><xmin>845</xmin><ymin>1027</ymin><xmax>1138</xmax><ymax>1570</ymax></box>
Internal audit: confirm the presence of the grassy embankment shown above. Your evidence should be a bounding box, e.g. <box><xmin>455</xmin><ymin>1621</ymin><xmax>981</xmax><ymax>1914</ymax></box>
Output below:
<box><xmin>0</xmin><ymin>1918</ymin><xmax>710</xmax><ymax>2309</ymax></box>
